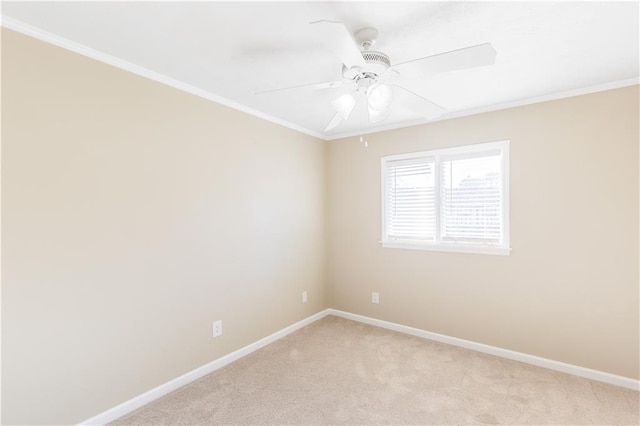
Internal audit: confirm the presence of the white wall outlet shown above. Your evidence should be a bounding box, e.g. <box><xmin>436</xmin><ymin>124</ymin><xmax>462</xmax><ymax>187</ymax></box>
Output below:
<box><xmin>372</xmin><ymin>292</ymin><xmax>380</xmax><ymax>304</ymax></box>
<box><xmin>212</xmin><ymin>320</ymin><xmax>222</xmax><ymax>338</ymax></box>
<box><xmin>302</xmin><ymin>291</ymin><xmax>308</xmax><ymax>303</ymax></box>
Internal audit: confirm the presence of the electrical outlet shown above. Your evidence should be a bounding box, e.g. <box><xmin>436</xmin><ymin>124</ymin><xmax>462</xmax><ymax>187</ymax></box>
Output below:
<box><xmin>372</xmin><ymin>292</ymin><xmax>380</xmax><ymax>304</ymax></box>
<box><xmin>302</xmin><ymin>291</ymin><xmax>308</xmax><ymax>303</ymax></box>
<box><xmin>212</xmin><ymin>320</ymin><xmax>222</xmax><ymax>338</ymax></box>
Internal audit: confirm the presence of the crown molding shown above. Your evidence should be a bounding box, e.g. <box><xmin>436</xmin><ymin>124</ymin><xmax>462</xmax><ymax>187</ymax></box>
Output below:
<box><xmin>325</xmin><ymin>77</ymin><xmax>640</xmax><ymax>141</ymax></box>
<box><xmin>2</xmin><ymin>15</ymin><xmax>638</xmax><ymax>143</ymax></box>
<box><xmin>0</xmin><ymin>15</ymin><xmax>327</xmax><ymax>141</ymax></box>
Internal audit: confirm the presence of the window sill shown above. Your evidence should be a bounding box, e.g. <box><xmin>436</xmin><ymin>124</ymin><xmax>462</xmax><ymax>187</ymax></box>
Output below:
<box><xmin>380</xmin><ymin>240</ymin><xmax>511</xmax><ymax>256</ymax></box>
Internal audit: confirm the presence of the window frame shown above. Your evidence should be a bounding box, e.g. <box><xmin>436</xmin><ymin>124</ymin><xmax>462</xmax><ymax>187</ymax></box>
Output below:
<box><xmin>380</xmin><ymin>140</ymin><xmax>510</xmax><ymax>256</ymax></box>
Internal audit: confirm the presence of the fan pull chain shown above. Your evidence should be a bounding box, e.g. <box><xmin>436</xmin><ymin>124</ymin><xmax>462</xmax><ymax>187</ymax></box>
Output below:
<box><xmin>360</xmin><ymin>91</ymin><xmax>368</xmax><ymax>148</ymax></box>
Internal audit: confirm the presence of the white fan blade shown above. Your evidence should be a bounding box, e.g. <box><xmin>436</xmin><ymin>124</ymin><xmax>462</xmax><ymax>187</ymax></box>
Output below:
<box><xmin>392</xmin><ymin>43</ymin><xmax>496</xmax><ymax>77</ymax></box>
<box><xmin>392</xmin><ymin>84</ymin><xmax>446</xmax><ymax>119</ymax></box>
<box><xmin>324</xmin><ymin>113</ymin><xmax>343</xmax><ymax>132</ymax></box>
<box><xmin>310</xmin><ymin>20</ymin><xmax>366</xmax><ymax>69</ymax></box>
<box><xmin>368</xmin><ymin>106</ymin><xmax>391</xmax><ymax>123</ymax></box>
<box><xmin>255</xmin><ymin>80</ymin><xmax>351</xmax><ymax>95</ymax></box>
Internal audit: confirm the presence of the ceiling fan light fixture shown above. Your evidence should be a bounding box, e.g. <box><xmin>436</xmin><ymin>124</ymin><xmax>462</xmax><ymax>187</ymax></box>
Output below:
<box><xmin>367</xmin><ymin>84</ymin><xmax>394</xmax><ymax>111</ymax></box>
<box><xmin>331</xmin><ymin>93</ymin><xmax>356</xmax><ymax>120</ymax></box>
<box><xmin>259</xmin><ymin>22</ymin><xmax>498</xmax><ymax>134</ymax></box>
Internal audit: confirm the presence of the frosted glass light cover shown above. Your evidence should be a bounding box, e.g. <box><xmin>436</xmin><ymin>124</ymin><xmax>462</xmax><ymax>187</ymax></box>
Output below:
<box><xmin>367</xmin><ymin>84</ymin><xmax>393</xmax><ymax>111</ymax></box>
<box><xmin>331</xmin><ymin>93</ymin><xmax>356</xmax><ymax>120</ymax></box>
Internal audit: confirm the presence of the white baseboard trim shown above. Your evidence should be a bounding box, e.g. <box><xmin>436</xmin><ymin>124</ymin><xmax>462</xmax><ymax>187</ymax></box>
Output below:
<box><xmin>328</xmin><ymin>309</ymin><xmax>640</xmax><ymax>391</ymax></box>
<box><xmin>78</xmin><ymin>309</ymin><xmax>332</xmax><ymax>425</ymax></box>
<box><xmin>80</xmin><ymin>307</ymin><xmax>637</xmax><ymax>424</ymax></box>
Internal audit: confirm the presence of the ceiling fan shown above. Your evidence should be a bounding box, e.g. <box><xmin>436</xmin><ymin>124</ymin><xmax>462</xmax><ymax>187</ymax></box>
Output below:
<box><xmin>256</xmin><ymin>21</ymin><xmax>496</xmax><ymax>133</ymax></box>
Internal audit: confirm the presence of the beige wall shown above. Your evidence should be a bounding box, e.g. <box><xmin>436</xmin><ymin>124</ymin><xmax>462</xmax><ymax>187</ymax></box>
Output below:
<box><xmin>1</xmin><ymin>29</ymin><xmax>327</xmax><ymax>425</ymax></box>
<box><xmin>327</xmin><ymin>85</ymin><xmax>639</xmax><ymax>380</ymax></box>
<box><xmin>3</xmin><ymin>26</ymin><xmax>639</xmax><ymax>426</ymax></box>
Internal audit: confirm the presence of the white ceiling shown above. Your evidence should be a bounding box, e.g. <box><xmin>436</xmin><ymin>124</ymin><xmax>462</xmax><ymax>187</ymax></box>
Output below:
<box><xmin>2</xmin><ymin>2</ymin><xmax>639</xmax><ymax>140</ymax></box>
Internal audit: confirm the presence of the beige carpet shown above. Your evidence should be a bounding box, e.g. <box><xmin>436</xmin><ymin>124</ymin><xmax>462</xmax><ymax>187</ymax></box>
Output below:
<box><xmin>112</xmin><ymin>316</ymin><xmax>639</xmax><ymax>425</ymax></box>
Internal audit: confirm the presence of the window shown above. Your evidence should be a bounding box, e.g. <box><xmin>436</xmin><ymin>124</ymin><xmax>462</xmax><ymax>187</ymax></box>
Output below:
<box><xmin>381</xmin><ymin>140</ymin><xmax>510</xmax><ymax>255</ymax></box>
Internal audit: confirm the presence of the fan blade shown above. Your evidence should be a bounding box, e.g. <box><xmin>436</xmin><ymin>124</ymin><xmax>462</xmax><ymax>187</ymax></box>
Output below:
<box><xmin>324</xmin><ymin>113</ymin><xmax>343</xmax><ymax>132</ymax></box>
<box><xmin>392</xmin><ymin>43</ymin><xmax>496</xmax><ymax>77</ymax></box>
<box><xmin>368</xmin><ymin>106</ymin><xmax>391</xmax><ymax>124</ymax></box>
<box><xmin>254</xmin><ymin>80</ymin><xmax>351</xmax><ymax>95</ymax></box>
<box><xmin>309</xmin><ymin>20</ymin><xmax>366</xmax><ymax>69</ymax></box>
<box><xmin>392</xmin><ymin>84</ymin><xmax>446</xmax><ymax>119</ymax></box>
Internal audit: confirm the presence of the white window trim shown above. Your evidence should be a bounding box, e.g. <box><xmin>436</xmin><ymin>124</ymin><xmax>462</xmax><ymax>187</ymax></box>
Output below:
<box><xmin>380</xmin><ymin>140</ymin><xmax>511</xmax><ymax>256</ymax></box>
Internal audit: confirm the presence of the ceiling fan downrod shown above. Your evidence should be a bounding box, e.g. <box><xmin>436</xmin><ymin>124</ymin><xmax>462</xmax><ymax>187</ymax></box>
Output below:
<box><xmin>354</xmin><ymin>27</ymin><xmax>379</xmax><ymax>51</ymax></box>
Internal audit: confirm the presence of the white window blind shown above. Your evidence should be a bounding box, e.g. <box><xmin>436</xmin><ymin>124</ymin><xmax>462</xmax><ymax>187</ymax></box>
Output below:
<box><xmin>384</xmin><ymin>156</ymin><xmax>436</xmax><ymax>241</ymax></box>
<box><xmin>381</xmin><ymin>141</ymin><xmax>509</xmax><ymax>255</ymax></box>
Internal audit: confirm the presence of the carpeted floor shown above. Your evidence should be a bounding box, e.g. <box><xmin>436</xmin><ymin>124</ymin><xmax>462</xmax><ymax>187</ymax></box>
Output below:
<box><xmin>112</xmin><ymin>315</ymin><xmax>639</xmax><ymax>425</ymax></box>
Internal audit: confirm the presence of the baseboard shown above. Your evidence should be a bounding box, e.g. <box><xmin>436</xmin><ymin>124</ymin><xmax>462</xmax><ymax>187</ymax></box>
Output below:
<box><xmin>78</xmin><ymin>308</ymin><xmax>332</xmax><ymax>425</ymax></box>
<box><xmin>80</xmin><ymin>307</ymin><xmax>637</xmax><ymax>424</ymax></box>
<box><xmin>328</xmin><ymin>309</ymin><xmax>640</xmax><ymax>391</ymax></box>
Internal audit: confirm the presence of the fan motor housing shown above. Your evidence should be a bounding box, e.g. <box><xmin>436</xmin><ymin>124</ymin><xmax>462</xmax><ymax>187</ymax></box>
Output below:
<box><xmin>343</xmin><ymin>50</ymin><xmax>391</xmax><ymax>80</ymax></box>
<box><xmin>362</xmin><ymin>51</ymin><xmax>391</xmax><ymax>68</ymax></box>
